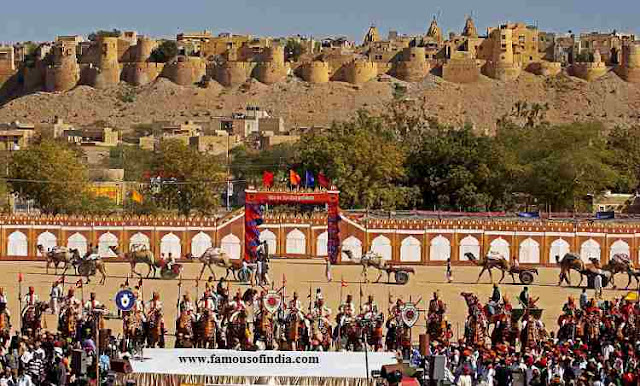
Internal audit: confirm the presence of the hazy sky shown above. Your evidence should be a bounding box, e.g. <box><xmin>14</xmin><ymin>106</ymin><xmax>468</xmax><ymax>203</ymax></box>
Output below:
<box><xmin>1</xmin><ymin>0</ymin><xmax>638</xmax><ymax>43</ymax></box>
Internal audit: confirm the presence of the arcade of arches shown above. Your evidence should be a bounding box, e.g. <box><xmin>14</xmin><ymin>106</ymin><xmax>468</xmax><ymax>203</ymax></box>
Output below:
<box><xmin>1</xmin><ymin>213</ymin><xmax>640</xmax><ymax>266</ymax></box>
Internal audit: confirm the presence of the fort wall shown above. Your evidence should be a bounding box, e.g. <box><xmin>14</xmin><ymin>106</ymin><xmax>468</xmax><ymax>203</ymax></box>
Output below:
<box><xmin>527</xmin><ymin>61</ymin><xmax>562</xmax><ymax>77</ymax></box>
<box><xmin>161</xmin><ymin>56</ymin><xmax>207</xmax><ymax>86</ymax></box>
<box><xmin>44</xmin><ymin>42</ymin><xmax>80</xmax><ymax>92</ymax></box>
<box><xmin>442</xmin><ymin>58</ymin><xmax>480</xmax><ymax>83</ymax></box>
<box><xmin>571</xmin><ymin>63</ymin><xmax>608</xmax><ymax>81</ymax></box>
<box><xmin>91</xmin><ymin>37</ymin><xmax>121</xmax><ymax>88</ymax></box>
<box><xmin>618</xmin><ymin>43</ymin><xmax>640</xmax><ymax>83</ymax></box>
<box><xmin>216</xmin><ymin>61</ymin><xmax>255</xmax><ymax>87</ymax></box>
<box><xmin>122</xmin><ymin>62</ymin><xmax>164</xmax><ymax>86</ymax></box>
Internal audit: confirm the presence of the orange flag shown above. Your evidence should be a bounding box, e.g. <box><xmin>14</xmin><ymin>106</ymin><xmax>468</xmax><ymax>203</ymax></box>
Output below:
<box><xmin>131</xmin><ymin>190</ymin><xmax>143</xmax><ymax>203</ymax></box>
<box><xmin>289</xmin><ymin>170</ymin><xmax>301</xmax><ymax>186</ymax></box>
<box><xmin>341</xmin><ymin>277</ymin><xmax>348</xmax><ymax>287</ymax></box>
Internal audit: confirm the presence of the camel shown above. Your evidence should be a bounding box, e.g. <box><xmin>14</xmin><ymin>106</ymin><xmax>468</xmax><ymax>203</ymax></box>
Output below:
<box><xmin>555</xmin><ymin>253</ymin><xmax>586</xmax><ymax>287</ymax></box>
<box><xmin>464</xmin><ymin>252</ymin><xmax>511</xmax><ymax>283</ymax></box>
<box><xmin>38</xmin><ymin>245</ymin><xmax>74</xmax><ymax>275</ymax></box>
<box><xmin>109</xmin><ymin>245</ymin><xmax>156</xmax><ymax>278</ymax></box>
<box><xmin>343</xmin><ymin>249</ymin><xmax>386</xmax><ymax>283</ymax></box>
<box><xmin>590</xmin><ymin>255</ymin><xmax>635</xmax><ymax>288</ymax></box>
<box><xmin>196</xmin><ymin>247</ymin><xmax>236</xmax><ymax>280</ymax></box>
<box><xmin>70</xmin><ymin>249</ymin><xmax>107</xmax><ymax>285</ymax></box>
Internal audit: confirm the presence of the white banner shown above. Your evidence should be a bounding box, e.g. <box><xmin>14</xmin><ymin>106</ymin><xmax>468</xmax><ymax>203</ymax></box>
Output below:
<box><xmin>130</xmin><ymin>349</ymin><xmax>398</xmax><ymax>379</ymax></box>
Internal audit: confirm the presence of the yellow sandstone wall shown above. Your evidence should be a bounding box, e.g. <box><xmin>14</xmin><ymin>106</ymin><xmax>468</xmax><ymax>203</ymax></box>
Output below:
<box><xmin>44</xmin><ymin>42</ymin><xmax>80</xmax><ymax>92</ymax></box>
<box><xmin>344</xmin><ymin>59</ymin><xmax>377</xmax><ymax>84</ymax></box>
<box><xmin>91</xmin><ymin>37</ymin><xmax>121</xmax><ymax>88</ymax></box>
<box><xmin>216</xmin><ymin>61</ymin><xmax>254</xmax><ymax>87</ymax></box>
<box><xmin>618</xmin><ymin>43</ymin><xmax>640</xmax><ymax>83</ymax></box>
<box><xmin>254</xmin><ymin>46</ymin><xmax>288</xmax><ymax>84</ymax></box>
<box><xmin>161</xmin><ymin>56</ymin><xmax>207</xmax><ymax>86</ymax></box>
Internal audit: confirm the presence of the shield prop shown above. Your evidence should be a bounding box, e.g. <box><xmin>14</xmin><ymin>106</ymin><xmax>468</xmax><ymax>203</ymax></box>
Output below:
<box><xmin>115</xmin><ymin>289</ymin><xmax>136</xmax><ymax>312</ymax></box>
<box><xmin>401</xmin><ymin>303</ymin><xmax>419</xmax><ymax>328</ymax></box>
<box><xmin>264</xmin><ymin>291</ymin><xmax>282</xmax><ymax>314</ymax></box>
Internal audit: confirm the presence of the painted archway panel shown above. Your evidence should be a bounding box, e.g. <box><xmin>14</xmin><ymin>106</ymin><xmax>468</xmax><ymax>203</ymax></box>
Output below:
<box><xmin>371</xmin><ymin>235</ymin><xmax>392</xmax><ymax>261</ymax></box>
<box><xmin>160</xmin><ymin>233</ymin><xmax>182</xmax><ymax>259</ymax></box>
<box><xmin>400</xmin><ymin>236</ymin><xmax>421</xmax><ymax>262</ymax></box>
<box><xmin>459</xmin><ymin>235</ymin><xmax>480</xmax><ymax>261</ymax></box>
<box><xmin>7</xmin><ymin>231</ymin><xmax>28</xmax><ymax>257</ymax></box>
<box><xmin>221</xmin><ymin>233</ymin><xmax>242</xmax><ymax>260</ymax></box>
<box><xmin>67</xmin><ymin>233</ymin><xmax>88</xmax><ymax>257</ymax></box>
<box><xmin>37</xmin><ymin>231</ymin><xmax>58</xmax><ymax>256</ymax></box>
<box><xmin>259</xmin><ymin>229</ymin><xmax>278</xmax><ymax>256</ymax></box>
<box><xmin>489</xmin><ymin>237</ymin><xmax>510</xmax><ymax>260</ymax></box>
<box><xmin>429</xmin><ymin>235</ymin><xmax>450</xmax><ymax>261</ymax></box>
<box><xmin>609</xmin><ymin>239</ymin><xmax>630</xmax><ymax>260</ymax></box>
<box><xmin>341</xmin><ymin>236</ymin><xmax>363</xmax><ymax>261</ymax></box>
<box><xmin>580</xmin><ymin>239</ymin><xmax>601</xmax><ymax>262</ymax></box>
<box><xmin>316</xmin><ymin>231</ymin><xmax>328</xmax><ymax>257</ymax></box>
<box><xmin>191</xmin><ymin>232</ymin><xmax>213</xmax><ymax>258</ymax></box>
<box><xmin>286</xmin><ymin>229</ymin><xmax>306</xmax><ymax>255</ymax></box>
<box><xmin>518</xmin><ymin>238</ymin><xmax>540</xmax><ymax>264</ymax></box>
<box><xmin>550</xmin><ymin>239</ymin><xmax>571</xmax><ymax>264</ymax></box>
<box><xmin>98</xmin><ymin>232</ymin><xmax>118</xmax><ymax>257</ymax></box>
<box><xmin>129</xmin><ymin>232</ymin><xmax>150</xmax><ymax>252</ymax></box>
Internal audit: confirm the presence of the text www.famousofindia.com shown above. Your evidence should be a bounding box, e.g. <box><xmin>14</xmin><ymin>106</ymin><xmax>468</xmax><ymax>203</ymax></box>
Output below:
<box><xmin>179</xmin><ymin>354</ymin><xmax>320</xmax><ymax>365</ymax></box>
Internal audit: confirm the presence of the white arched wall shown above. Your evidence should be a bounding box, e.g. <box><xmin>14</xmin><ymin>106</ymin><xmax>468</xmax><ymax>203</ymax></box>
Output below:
<box><xmin>459</xmin><ymin>235</ymin><xmax>480</xmax><ymax>261</ymax></box>
<box><xmin>341</xmin><ymin>236</ymin><xmax>362</xmax><ymax>261</ymax></box>
<box><xmin>429</xmin><ymin>235</ymin><xmax>450</xmax><ymax>261</ymax></box>
<box><xmin>550</xmin><ymin>239</ymin><xmax>571</xmax><ymax>264</ymax></box>
<box><xmin>36</xmin><ymin>231</ymin><xmax>57</xmax><ymax>256</ymax></box>
<box><xmin>7</xmin><ymin>231</ymin><xmax>28</xmax><ymax>257</ymax></box>
<box><xmin>67</xmin><ymin>233</ymin><xmax>88</xmax><ymax>256</ymax></box>
<box><xmin>371</xmin><ymin>235</ymin><xmax>392</xmax><ymax>261</ymax></box>
<box><xmin>489</xmin><ymin>237</ymin><xmax>510</xmax><ymax>260</ymax></box>
<box><xmin>98</xmin><ymin>232</ymin><xmax>118</xmax><ymax>257</ymax></box>
<box><xmin>221</xmin><ymin>233</ymin><xmax>241</xmax><ymax>260</ymax></box>
<box><xmin>286</xmin><ymin>229</ymin><xmax>306</xmax><ymax>255</ymax></box>
<box><xmin>129</xmin><ymin>232</ymin><xmax>150</xmax><ymax>251</ymax></box>
<box><xmin>316</xmin><ymin>231</ymin><xmax>328</xmax><ymax>257</ymax></box>
<box><xmin>160</xmin><ymin>233</ymin><xmax>182</xmax><ymax>259</ymax></box>
<box><xmin>259</xmin><ymin>229</ymin><xmax>277</xmax><ymax>256</ymax></box>
<box><xmin>400</xmin><ymin>236</ymin><xmax>421</xmax><ymax>262</ymax></box>
<box><xmin>191</xmin><ymin>232</ymin><xmax>213</xmax><ymax>258</ymax></box>
<box><xmin>580</xmin><ymin>239</ymin><xmax>601</xmax><ymax>262</ymax></box>
<box><xmin>518</xmin><ymin>238</ymin><xmax>540</xmax><ymax>264</ymax></box>
<box><xmin>610</xmin><ymin>239</ymin><xmax>630</xmax><ymax>259</ymax></box>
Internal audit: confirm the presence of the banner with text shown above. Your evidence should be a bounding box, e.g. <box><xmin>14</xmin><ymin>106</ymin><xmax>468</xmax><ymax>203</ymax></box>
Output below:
<box><xmin>130</xmin><ymin>349</ymin><xmax>398</xmax><ymax>378</ymax></box>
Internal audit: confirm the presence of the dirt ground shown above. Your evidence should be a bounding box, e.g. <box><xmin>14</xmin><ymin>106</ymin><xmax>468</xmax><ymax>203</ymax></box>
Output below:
<box><xmin>2</xmin><ymin>259</ymin><xmax>634</xmax><ymax>345</ymax></box>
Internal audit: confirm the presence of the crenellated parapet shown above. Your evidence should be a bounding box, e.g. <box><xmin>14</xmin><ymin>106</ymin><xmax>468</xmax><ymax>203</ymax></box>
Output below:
<box><xmin>343</xmin><ymin>59</ymin><xmax>378</xmax><ymax>84</ymax></box>
<box><xmin>215</xmin><ymin>60</ymin><xmax>255</xmax><ymax>87</ymax></box>
<box><xmin>161</xmin><ymin>56</ymin><xmax>207</xmax><ymax>86</ymax></box>
<box><xmin>44</xmin><ymin>42</ymin><xmax>80</xmax><ymax>92</ymax></box>
<box><xmin>571</xmin><ymin>50</ymin><xmax>608</xmax><ymax>81</ymax></box>
<box><xmin>299</xmin><ymin>60</ymin><xmax>330</xmax><ymax>83</ymax></box>
<box><xmin>254</xmin><ymin>46</ymin><xmax>288</xmax><ymax>84</ymax></box>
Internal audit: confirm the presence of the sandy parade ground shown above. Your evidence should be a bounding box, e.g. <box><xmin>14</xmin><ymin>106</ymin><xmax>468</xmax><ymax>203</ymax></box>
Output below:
<box><xmin>2</xmin><ymin>258</ymin><xmax>636</xmax><ymax>347</ymax></box>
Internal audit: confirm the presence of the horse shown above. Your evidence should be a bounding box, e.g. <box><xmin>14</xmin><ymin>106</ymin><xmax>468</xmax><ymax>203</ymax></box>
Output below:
<box><xmin>58</xmin><ymin>306</ymin><xmax>78</xmax><ymax>340</ymax></box>
<box><xmin>38</xmin><ymin>244</ymin><xmax>74</xmax><ymax>275</ymax></box>
<box><xmin>194</xmin><ymin>309</ymin><xmax>217</xmax><ymax>349</ymax></box>
<box><xmin>519</xmin><ymin>314</ymin><xmax>546</xmax><ymax>352</ymax></box>
<box><xmin>175</xmin><ymin>311</ymin><xmax>195</xmax><ymax>348</ymax></box>
<box><xmin>555</xmin><ymin>253</ymin><xmax>586</xmax><ymax>286</ymax></box>
<box><xmin>146</xmin><ymin>309</ymin><xmax>165</xmax><ymax>348</ymax></box>
<box><xmin>226</xmin><ymin>310</ymin><xmax>253</xmax><ymax>350</ymax></box>
<box><xmin>284</xmin><ymin>311</ymin><xmax>308</xmax><ymax>351</ymax></box>
<box><xmin>343</xmin><ymin>249</ymin><xmax>387</xmax><ymax>283</ymax></box>
<box><xmin>109</xmin><ymin>245</ymin><xmax>156</xmax><ymax>278</ymax></box>
<box><xmin>360</xmin><ymin>313</ymin><xmax>384</xmax><ymax>352</ymax></box>
<box><xmin>196</xmin><ymin>247</ymin><xmax>234</xmax><ymax>281</ymax></box>
<box><xmin>464</xmin><ymin>252</ymin><xmax>511</xmax><ymax>283</ymax></box>
<box><xmin>121</xmin><ymin>310</ymin><xmax>145</xmax><ymax>353</ymax></box>
<box><xmin>427</xmin><ymin>314</ymin><xmax>448</xmax><ymax>343</ymax></box>
<box><xmin>21</xmin><ymin>301</ymin><xmax>49</xmax><ymax>339</ymax></box>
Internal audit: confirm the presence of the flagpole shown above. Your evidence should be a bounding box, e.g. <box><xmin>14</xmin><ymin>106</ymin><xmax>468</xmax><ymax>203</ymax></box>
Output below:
<box><xmin>18</xmin><ymin>273</ymin><xmax>22</xmax><ymax>333</ymax></box>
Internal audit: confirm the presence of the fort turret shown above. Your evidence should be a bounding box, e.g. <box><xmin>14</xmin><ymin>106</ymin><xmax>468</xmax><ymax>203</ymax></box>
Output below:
<box><xmin>344</xmin><ymin>58</ymin><xmax>377</xmax><ymax>84</ymax></box>
<box><xmin>300</xmin><ymin>60</ymin><xmax>330</xmax><ymax>83</ymax></box>
<box><xmin>91</xmin><ymin>36</ymin><xmax>121</xmax><ymax>88</ymax></box>
<box><xmin>618</xmin><ymin>42</ymin><xmax>640</xmax><ymax>83</ymax></box>
<box><xmin>44</xmin><ymin>41</ymin><xmax>80</xmax><ymax>92</ymax></box>
<box><xmin>571</xmin><ymin>49</ymin><xmax>608</xmax><ymax>81</ymax></box>
<box><xmin>483</xmin><ymin>25</ymin><xmax>521</xmax><ymax>81</ymax></box>
<box><xmin>161</xmin><ymin>56</ymin><xmax>207</xmax><ymax>86</ymax></box>
<box><xmin>254</xmin><ymin>46</ymin><xmax>288</xmax><ymax>84</ymax></box>
<box><xmin>394</xmin><ymin>47</ymin><xmax>430</xmax><ymax>82</ymax></box>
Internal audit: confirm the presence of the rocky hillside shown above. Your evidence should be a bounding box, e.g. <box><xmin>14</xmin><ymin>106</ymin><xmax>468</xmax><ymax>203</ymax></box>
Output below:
<box><xmin>1</xmin><ymin>70</ymin><xmax>638</xmax><ymax>132</ymax></box>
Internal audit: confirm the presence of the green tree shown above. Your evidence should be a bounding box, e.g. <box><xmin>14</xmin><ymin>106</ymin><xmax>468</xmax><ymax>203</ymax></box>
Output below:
<box><xmin>150</xmin><ymin>140</ymin><xmax>224</xmax><ymax>216</ymax></box>
<box><xmin>230</xmin><ymin>143</ymin><xmax>297</xmax><ymax>184</ymax></box>
<box><xmin>88</xmin><ymin>29</ymin><xmax>121</xmax><ymax>41</ymax></box>
<box><xmin>298</xmin><ymin>111</ymin><xmax>414</xmax><ymax>209</ymax></box>
<box><xmin>150</xmin><ymin>40</ymin><xmax>178</xmax><ymax>63</ymax></box>
<box><xmin>108</xmin><ymin>144</ymin><xmax>154</xmax><ymax>181</ymax></box>
<box><xmin>607</xmin><ymin>125</ymin><xmax>640</xmax><ymax>192</ymax></box>
<box><xmin>9</xmin><ymin>141</ymin><xmax>89</xmax><ymax>214</ymax></box>
<box><xmin>284</xmin><ymin>39</ymin><xmax>305</xmax><ymax>62</ymax></box>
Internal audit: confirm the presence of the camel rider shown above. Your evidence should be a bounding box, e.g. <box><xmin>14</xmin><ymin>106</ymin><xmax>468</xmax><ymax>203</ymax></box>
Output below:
<box><xmin>312</xmin><ymin>297</ymin><xmax>332</xmax><ymax>321</ymax></box>
<box><xmin>198</xmin><ymin>289</ymin><xmax>217</xmax><ymax>313</ymax></box>
<box><xmin>428</xmin><ymin>291</ymin><xmax>446</xmax><ymax>321</ymax></box>
<box><xmin>286</xmin><ymin>292</ymin><xmax>304</xmax><ymax>320</ymax></box>
<box><xmin>166</xmin><ymin>252</ymin><xmax>175</xmax><ymax>271</ymax></box>
<box><xmin>131</xmin><ymin>288</ymin><xmax>146</xmax><ymax>322</ymax></box>
<box><xmin>227</xmin><ymin>291</ymin><xmax>247</xmax><ymax>323</ymax></box>
<box><xmin>361</xmin><ymin>295</ymin><xmax>379</xmax><ymax>315</ymax></box>
<box><xmin>83</xmin><ymin>292</ymin><xmax>103</xmax><ymax>314</ymax></box>
<box><xmin>147</xmin><ymin>292</ymin><xmax>164</xmax><ymax>329</ymax></box>
<box><xmin>0</xmin><ymin>287</ymin><xmax>10</xmax><ymax>323</ymax></box>
<box><xmin>563</xmin><ymin>296</ymin><xmax>577</xmax><ymax>316</ymax></box>
<box><xmin>62</xmin><ymin>288</ymin><xmax>81</xmax><ymax>316</ymax></box>
<box><xmin>488</xmin><ymin>284</ymin><xmax>502</xmax><ymax>316</ymax></box>
<box><xmin>179</xmin><ymin>293</ymin><xmax>197</xmax><ymax>321</ymax></box>
<box><xmin>22</xmin><ymin>287</ymin><xmax>39</xmax><ymax>318</ymax></box>
<box><xmin>337</xmin><ymin>294</ymin><xmax>355</xmax><ymax>326</ymax></box>
<box><xmin>390</xmin><ymin>298</ymin><xmax>405</xmax><ymax>320</ymax></box>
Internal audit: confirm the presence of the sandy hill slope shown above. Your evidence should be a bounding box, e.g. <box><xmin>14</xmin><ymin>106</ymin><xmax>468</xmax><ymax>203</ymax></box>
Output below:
<box><xmin>1</xmin><ymin>71</ymin><xmax>638</xmax><ymax>131</ymax></box>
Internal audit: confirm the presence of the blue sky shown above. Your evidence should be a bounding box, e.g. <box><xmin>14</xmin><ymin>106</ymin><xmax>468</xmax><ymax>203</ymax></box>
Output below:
<box><xmin>0</xmin><ymin>0</ymin><xmax>638</xmax><ymax>43</ymax></box>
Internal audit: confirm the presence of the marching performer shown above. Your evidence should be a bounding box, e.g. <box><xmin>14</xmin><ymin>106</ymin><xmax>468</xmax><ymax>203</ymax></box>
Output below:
<box><xmin>198</xmin><ymin>289</ymin><xmax>217</xmax><ymax>313</ymax></box>
<box><xmin>0</xmin><ymin>287</ymin><xmax>10</xmax><ymax>324</ymax></box>
<box><xmin>286</xmin><ymin>292</ymin><xmax>305</xmax><ymax>320</ymax></box>
<box><xmin>49</xmin><ymin>279</ymin><xmax>63</xmax><ymax>315</ymax></box>
<box><xmin>179</xmin><ymin>292</ymin><xmax>197</xmax><ymax>321</ymax></box>
<box><xmin>62</xmin><ymin>288</ymin><xmax>81</xmax><ymax>315</ymax></box>
<box><xmin>361</xmin><ymin>294</ymin><xmax>379</xmax><ymax>315</ymax></box>
<box><xmin>147</xmin><ymin>292</ymin><xmax>165</xmax><ymax>331</ymax></box>
<box><xmin>83</xmin><ymin>292</ymin><xmax>103</xmax><ymax>313</ymax></box>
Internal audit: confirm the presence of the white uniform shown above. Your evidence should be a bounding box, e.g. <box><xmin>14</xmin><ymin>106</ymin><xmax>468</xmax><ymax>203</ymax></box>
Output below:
<box><xmin>84</xmin><ymin>299</ymin><xmax>102</xmax><ymax>313</ymax></box>
<box><xmin>49</xmin><ymin>285</ymin><xmax>63</xmax><ymax>315</ymax></box>
<box><xmin>22</xmin><ymin>293</ymin><xmax>39</xmax><ymax>317</ymax></box>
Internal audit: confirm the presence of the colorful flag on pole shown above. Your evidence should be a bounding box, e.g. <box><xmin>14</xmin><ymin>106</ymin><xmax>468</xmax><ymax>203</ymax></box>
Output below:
<box><xmin>75</xmin><ymin>279</ymin><xmax>83</xmax><ymax>288</ymax></box>
<box><xmin>289</xmin><ymin>170</ymin><xmax>301</xmax><ymax>186</ymax></box>
<box><xmin>17</xmin><ymin>273</ymin><xmax>23</xmax><ymax>282</ymax></box>
<box><xmin>262</xmin><ymin>171</ymin><xmax>274</xmax><ymax>188</ymax></box>
<box><xmin>341</xmin><ymin>277</ymin><xmax>348</xmax><ymax>287</ymax></box>
<box><xmin>131</xmin><ymin>190</ymin><xmax>143</xmax><ymax>203</ymax></box>
<box><xmin>305</xmin><ymin>171</ymin><xmax>315</xmax><ymax>188</ymax></box>
<box><xmin>282</xmin><ymin>273</ymin><xmax>287</xmax><ymax>286</ymax></box>
<box><xmin>318</xmin><ymin>172</ymin><xmax>330</xmax><ymax>189</ymax></box>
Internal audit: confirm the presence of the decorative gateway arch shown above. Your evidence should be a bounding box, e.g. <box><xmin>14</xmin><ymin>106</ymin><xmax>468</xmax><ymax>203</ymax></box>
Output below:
<box><xmin>244</xmin><ymin>188</ymin><xmax>341</xmax><ymax>263</ymax></box>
